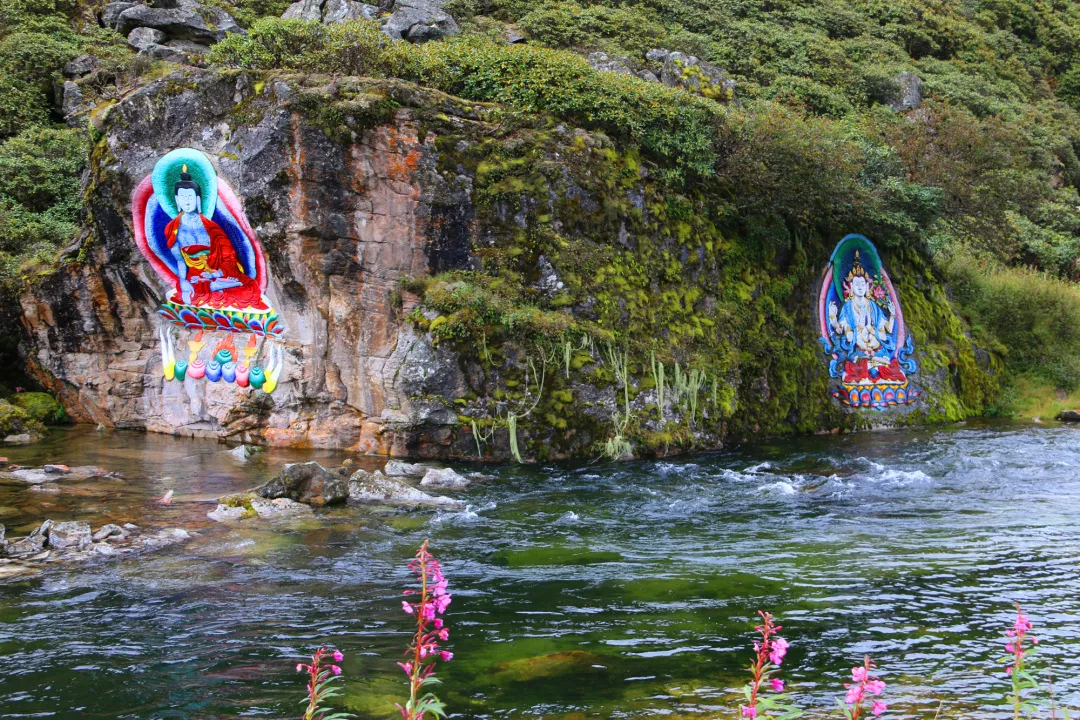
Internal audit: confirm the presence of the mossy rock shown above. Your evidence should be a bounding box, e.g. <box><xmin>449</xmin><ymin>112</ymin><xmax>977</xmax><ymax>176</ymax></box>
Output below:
<box><xmin>488</xmin><ymin>546</ymin><xmax>624</xmax><ymax>567</ymax></box>
<box><xmin>10</xmin><ymin>392</ymin><xmax>68</xmax><ymax>425</ymax></box>
<box><xmin>490</xmin><ymin>650</ymin><xmax>608</xmax><ymax>683</ymax></box>
<box><xmin>0</xmin><ymin>400</ymin><xmax>46</xmax><ymax>438</ymax></box>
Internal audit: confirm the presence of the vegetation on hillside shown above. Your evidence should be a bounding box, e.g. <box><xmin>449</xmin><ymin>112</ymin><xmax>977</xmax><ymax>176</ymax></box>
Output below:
<box><xmin>4</xmin><ymin>0</ymin><xmax>1080</xmax><ymax>426</ymax></box>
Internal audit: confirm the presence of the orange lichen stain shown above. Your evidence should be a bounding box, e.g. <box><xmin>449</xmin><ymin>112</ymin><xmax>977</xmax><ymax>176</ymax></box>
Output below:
<box><xmin>384</xmin><ymin>127</ymin><xmax>422</xmax><ymax>182</ymax></box>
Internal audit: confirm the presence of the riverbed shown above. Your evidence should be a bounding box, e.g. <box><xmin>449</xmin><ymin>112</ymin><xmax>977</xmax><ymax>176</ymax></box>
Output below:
<box><xmin>0</xmin><ymin>422</ymin><xmax>1078</xmax><ymax>719</ymax></box>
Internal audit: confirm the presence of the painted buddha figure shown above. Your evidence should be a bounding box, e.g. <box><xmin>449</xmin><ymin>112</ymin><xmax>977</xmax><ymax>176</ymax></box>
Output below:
<box><xmin>827</xmin><ymin>252</ymin><xmax>906</xmax><ymax>384</ymax></box>
<box><xmin>165</xmin><ymin>167</ymin><xmax>267</xmax><ymax>311</ymax></box>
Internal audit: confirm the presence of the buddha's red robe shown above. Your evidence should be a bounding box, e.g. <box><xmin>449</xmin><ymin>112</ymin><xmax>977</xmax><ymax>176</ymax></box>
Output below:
<box><xmin>165</xmin><ymin>213</ymin><xmax>267</xmax><ymax>310</ymax></box>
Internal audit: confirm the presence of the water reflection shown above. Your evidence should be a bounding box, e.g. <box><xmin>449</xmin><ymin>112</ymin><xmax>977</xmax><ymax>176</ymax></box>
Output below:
<box><xmin>0</xmin><ymin>423</ymin><xmax>1078</xmax><ymax>718</ymax></box>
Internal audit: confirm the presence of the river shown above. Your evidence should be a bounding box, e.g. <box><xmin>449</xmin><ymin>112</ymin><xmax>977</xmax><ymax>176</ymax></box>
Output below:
<box><xmin>0</xmin><ymin>422</ymin><xmax>1078</xmax><ymax>719</ymax></box>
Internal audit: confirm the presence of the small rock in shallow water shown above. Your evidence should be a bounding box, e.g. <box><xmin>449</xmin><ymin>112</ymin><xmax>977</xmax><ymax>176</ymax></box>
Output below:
<box><xmin>0</xmin><ymin>562</ymin><xmax>43</xmax><ymax>581</ymax></box>
<box><xmin>349</xmin><ymin>470</ymin><xmax>463</xmax><ymax>508</ymax></box>
<box><xmin>92</xmin><ymin>542</ymin><xmax>118</xmax><ymax>556</ymax></box>
<box><xmin>419</xmin><ymin>467</ymin><xmax>470</xmax><ymax>490</ymax></box>
<box><xmin>208</xmin><ymin>504</ymin><xmax>248</xmax><ymax>522</ymax></box>
<box><xmin>48</xmin><ymin>521</ymin><xmax>93</xmax><ymax>551</ymax></box>
<box><xmin>122</xmin><ymin>523</ymin><xmax>138</xmax><ymax>530</ymax></box>
<box><xmin>250</xmin><ymin>497</ymin><xmax>314</xmax><ymax>519</ymax></box>
<box><xmin>253</xmin><ymin>462</ymin><xmax>348</xmax><ymax>506</ymax></box>
<box><xmin>3</xmin><ymin>434</ymin><xmax>33</xmax><ymax>445</ymax></box>
<box><xmin>383</xmin><ymin>460</ymin><xmax>435</xmax><ymax>478</ymax></box>
<box><xmin>42</xmin><ymin>465</ymin><xmax>70</xmax><ymax>474</ymax></box>
<box><xmin>92</xmin><ymin>524</ymin><xmax>124</xmax><ymax>541</ymax></box>
<box><xmin>6</xmin><ymin>535</ymin><xmax>45</xmax><ymax>556</ymax></box>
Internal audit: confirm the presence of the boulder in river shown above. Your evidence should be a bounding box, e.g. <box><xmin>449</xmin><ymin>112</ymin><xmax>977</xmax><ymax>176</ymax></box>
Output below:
<box><xmin>349</xmin><ymin>470</ymin><xmax>463</xmax><ymax>508</ymax></box>
<box><xmin>419</xmin><ymin>467</ymin><xmax>469</xmax><ymax>490</ymax></box>
<box><xmin>253</xmin><ymin>462</ymin><xmax>349</xmax><ymax>506</ymax></box>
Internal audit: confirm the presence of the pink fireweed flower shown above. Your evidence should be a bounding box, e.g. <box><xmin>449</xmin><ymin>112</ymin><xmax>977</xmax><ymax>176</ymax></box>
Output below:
<box><xmin>333</xmin><ymin>650</ymin><xmax>344</xmax><ymax>662</ymax></box>
<box><xmin>399</xmin><ymin>540</ymin><xmax>453</xmax><ymax>720</ymax></box>
<box><xmin>741</xmin><ymin>611</ymin><xmax>791</xmax><ymax>718</ymax></box>
<box><xmin>769</xmin><ymin>636</ymin><xmax>790</xmax><ymax>666</ymax></box>
<box><xmin>402</xmin><ymin>600</ymin><xmax>414</xmax><ymax>614</ymax></box>
<box><xmin>842</xmin><ymin>656</ymin><xmax>886</xmax><ymax>720</ymax></box>
<box><xmin>298</xmin><ymin>647</ymin><xmax>347</xmax><ymax>720</ymax></box>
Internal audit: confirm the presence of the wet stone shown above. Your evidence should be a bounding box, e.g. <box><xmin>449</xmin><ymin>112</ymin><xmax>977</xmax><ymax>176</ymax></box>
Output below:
<box><xmin>48</xmin><ymin>521</ymin><xmax>93</xmax><ymax>551</ymax></box>
<box><xmin>92</xmin><ymin>524</ymin><xmax>125</xmax><ymax>541</ymax></box>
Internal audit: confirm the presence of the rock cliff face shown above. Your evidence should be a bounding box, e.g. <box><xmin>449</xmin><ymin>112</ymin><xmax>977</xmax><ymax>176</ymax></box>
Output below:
<box><xmin>22</xmin><ymin>71</ymin><xmax>476</xmax><ymax>455</ymax></box>
<box><xmin>18</xmin><ymin>69</ymin><xmax>999</xmax><ymax>460</ymax></box>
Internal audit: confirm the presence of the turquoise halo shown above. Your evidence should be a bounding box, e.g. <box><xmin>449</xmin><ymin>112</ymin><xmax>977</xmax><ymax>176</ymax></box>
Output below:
<box><xmin>150</xmin><ymin>148</ymin><xmax>218</xmax><ymax>218</ymax></box>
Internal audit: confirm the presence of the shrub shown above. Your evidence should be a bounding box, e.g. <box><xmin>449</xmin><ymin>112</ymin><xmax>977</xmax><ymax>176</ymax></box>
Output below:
<box><xmin>0</xmin><ymin>126</ymin><xmax>85</xmax><ymax>275</ymax></box>
<box><xmin>946</xmin><ymin>250</ymin><xmax>1080</xmax><ymax>390</ymax></box>
<box><xmin>11</xmin><ymin>391</ymin><xmax>67</xmax><ymax>424</ymax></box>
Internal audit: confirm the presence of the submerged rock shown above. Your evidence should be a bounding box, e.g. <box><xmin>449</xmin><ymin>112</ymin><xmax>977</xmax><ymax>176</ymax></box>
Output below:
<box><xmin>348</xmin><ymin>469</ymin><xmax>463</xmax><ymax>508</ymax></box>
<box><xmin>253</xmin><ymin>462</ymin><xmax>349</xmax><ymax>506</ymax></box>
<box><xmin>0</xmin><ymin>465</ymin><xmax>107</xmax><ymax>484</ymax></box>
<box><xmin>419</xmin><ymin>467</ymin><xmax>469</xmax><ymax>490</ymax></box>
<box><xmin>251</xmin><ymin>497</ymin><xmax>315</xmax><ymax>518</ymax></box>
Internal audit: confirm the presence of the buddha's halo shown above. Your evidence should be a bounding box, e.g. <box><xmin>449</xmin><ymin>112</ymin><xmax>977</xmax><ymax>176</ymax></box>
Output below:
<box><xmin>151</xmin><ymin>148</ymin><xmax>218</xmax><ymax>219</ymax></box>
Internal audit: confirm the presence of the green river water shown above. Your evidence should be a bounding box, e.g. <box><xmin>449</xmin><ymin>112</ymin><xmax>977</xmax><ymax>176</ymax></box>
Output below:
<box><xmin>0</xmin><ymin>422</ymin><xmax>1078</xmax><ymax>719</ymax></box>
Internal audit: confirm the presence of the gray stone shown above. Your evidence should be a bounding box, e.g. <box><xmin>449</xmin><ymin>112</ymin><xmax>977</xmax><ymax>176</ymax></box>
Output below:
<box><xmin>253</xmin><ymin>461</ymin><xmax>348</xmax><ymax>506</ymax></box>
<box><xmin>43</xmin><ymin>464</ymin><xmax>70</xmax><ymax>474</ymax></box>
<box><xmin>122</xmin><ymin>523</ymin><xmax>139</xmax><ymax>530</ymax></box>
<box><xmin>92</xmin><ymin>524</ymin><xmax>125</xmax><ymax>541</ymax></box>
<box><xmin>659</xmin><ymin>51</ymin><xmax>734</xmax><ymax>101</ymax></box>
<box><xmin>638</xmin><ymin>69</ymin><xmax>659</xmax><ymax>83</ymax></box>
<box><xmin>323</xmin><ymin>0</ymin><xmax>378</xmax><ymax>23</ymax></box>
<box><xmin>48</xmin><ymin>521</ymin><xmax>93</xmax><ymax>550</ymax></box>
<box><xmin>349</xmin><ymin>469</ymin><xmax>463</xmax><ymax>507</ymax></box>
<box><xmin>891</xmin><ymin>71</ymin><xmax>922</xmax><ymax>111</ymax></box>
<box><xmin>282</xmin><ymin>0</ymin><xmax>324</xmax><ymax>20</ymax></box>
<box><xmin>208</xmin><ymin>503</ymin><xmax>247</xmax><ymax>522</ymax></box>
<box><xmin>101</xmin><ymin>1</ymin><xmax>137</xmax><ymax>29</ymax></box>
<box><xmin>587</xmin><ymin>52</ymin><xmax>633</xmax><ymax>76</ymax></box>
<box><xmin>250</xmin><ymin>496</ymin><xmax>315</xmax><ymax>518</ymax></box>
<box><xmin>419</xmin><ymin>467</ymin><xmax>469</xmax><ymax>490</ymax></box>
<box><xmin>381</xmin><ymin>0</ymin><xmax>457</xmax><ymax>42</ymax></box>
<box><xmin>645</xmin><ymin>48</ymin><xmax>670</xmax><ymax>63</ymax></box>
<box><xmin>116</xmin><ymin>3</ymin><xmax>243</xmax><ymax>44</ymax></box>
<box><xmin>128</xmin><ymin>26</ymin><xmax>168</xmax><ymax>50</ymax></box>
<box><xmin>92</xmin><ymin>542</ymin><xmax>119</xmax><ymax>556</ymax></box>
<box><xmin>3</xmin><ymin>434</ymin><xmax>33</xmax><ymax>445</ymax></box>
<box><xmin>6</xmin><ymin>535</ymin><xmax>45</xmax><ymax>556</ymax></box>
<box><xmin>63</xmin><ymin>55</ymin><xmax>98</xmax><ymax>77</ymax></box>
<box><xmin>383</xmin><ymin>459</ymin><xmax>434</xmax><ymax>477</ymax></box>
<box><xmin>1056</xmin><ymin>410</ymin><xmax>1080</xmax><ymax>422</ymax></box>
<box><xmin>0</xmin><ymin>465</ymin><xmax>106</xmax><ymax>484</ymax></box>
<box><xmin>30</xmin><ymin>520</ymin><xmax>52</xmax><ymax>538</ymax></box>
<box><xmin>61</xmin><ymin>81</ymin><xmax>83</xmax><ymax>118</ymax></box>
<box><xmin>227</xmin><ymin>444</ymin><xmax>254</xmax><ymax>461</ymax></box>
<box><xmin>504</xmin><ymin>28</ymin><xmax>525</xmax><ymax>44</ymax></box>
